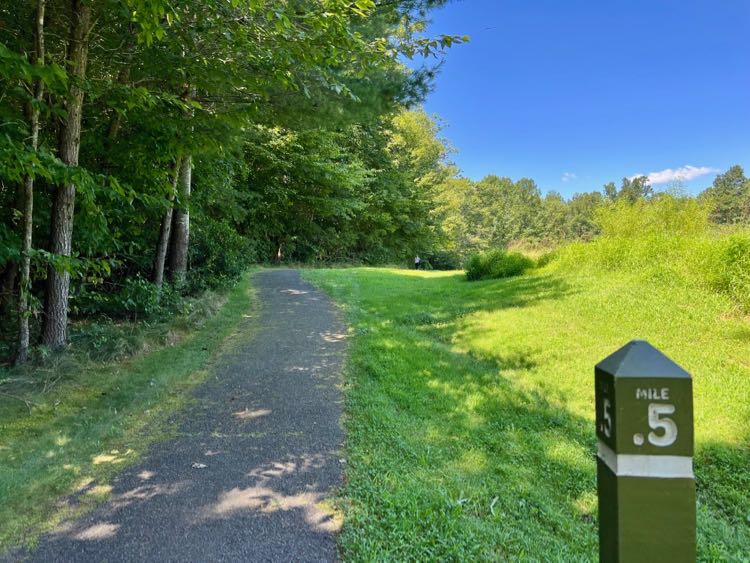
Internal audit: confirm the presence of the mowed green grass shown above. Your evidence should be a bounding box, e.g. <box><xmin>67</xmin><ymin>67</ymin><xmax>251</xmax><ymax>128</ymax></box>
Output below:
<box><xmin>0</xmin><ymin>274</ymin><xmax>256</xmax><ymax>551</ymax></box>
<box><xmin>304</xmin><ymin>265</ymin><xmax>750</xmax><ymax>561</ymax></box>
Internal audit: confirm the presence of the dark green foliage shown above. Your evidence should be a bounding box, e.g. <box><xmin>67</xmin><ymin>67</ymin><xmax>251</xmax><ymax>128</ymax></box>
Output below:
<box><xmin>231</xmin><ymin>112</ymin><xmax>453</xmax><ymax>264</ymax></box>
<box><xmin>465</xmin><ymin>249</ymin><xmax>534</xmax><ymax>281</ymax></box>
<box><xmin>188</xmin><ymin>219</ymin><xmax>259</xmax><ymax>293</ymax></box>
<box><xmin>423</xmin><ymin>250</ymin><xmax>461</xmax><ymax>270</ymax></box>
<box><xmin>0</xmin><ymin>0</ymin><xmax>464</xmax><ymax>361</ymax></box>
<box><xmin>566</xmin><ymin>191</ymin><xmax>605</xmax><ymax>240</ymax></box>
<box><xmin>71</xmin><ymin>277</ymin><xmax>184</xmax><ymax>321</ymax></box>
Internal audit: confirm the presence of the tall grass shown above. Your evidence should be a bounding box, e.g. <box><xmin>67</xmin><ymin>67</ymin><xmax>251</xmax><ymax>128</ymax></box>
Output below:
<box><xmin>551</xmin><ymin>195</ymin><xmax>750</xmax><ymax>311</ymax></box>
<box><xmin>305</xmin><ymin>262</ymin><xmax>750</xmax><ymax>559</ymax></box>
<box><xmin>465</xmin><ymin>250</ymin><xmax>534</xmax><ymax>281</ymax></box>
<box><xmin>299</xmin><ymin>195</ymin><xmax>749</xmax><ymax>561</ymax></box>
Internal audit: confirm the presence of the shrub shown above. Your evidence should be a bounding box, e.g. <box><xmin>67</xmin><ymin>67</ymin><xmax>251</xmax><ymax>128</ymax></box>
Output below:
<box><xmin>551</xmin><ymin>196</ymin><xmax>711</xmax><ymax>275</ymax></box>
<box><xmin>189</xmin><ymin>219</ymin><xmax>258</xmax><ymax>293</ymax></box>
<box><xmin>71</xmin><ymin>276</ymin><xmax>184</xmax><ymax>320</ymax></box>
<box><xmin>423</xmin><ymin>251</ymin><xmax>462</xmax><ymax>271</ymax></box>
<box><xmin>464</xmin><ymin>254</ymin><xmax>483</xmax><ymax>280</ymax></box>
<box><xmin>465</xmin><ymin>249</ymin><xmax>534</xmax><ymax>281</ymax></box>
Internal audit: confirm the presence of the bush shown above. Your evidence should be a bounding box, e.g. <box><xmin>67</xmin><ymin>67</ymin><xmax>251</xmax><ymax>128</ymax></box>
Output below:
<box><xmin>189</xmin><ymin>219</ymin><xmax>258</xmax><ymax>293</ymax></box>
<box><xmin>465</xmin><ymin>249</ymin><xmax>534</xmax><ymax>281</ymax></box>
<box><xmin>535</xmin><ymin>250</ymin><xmax>557</xmax><ymax>268</ymax></box>
<box><xmin>423</xmin><ymin>250</ymin><xmax>462</xmax><ymax>271</ymax></box>
<box><xmin>71</xmin><ymin>276</ymin><xmax>184</xmax><ymax>320</ymax></box>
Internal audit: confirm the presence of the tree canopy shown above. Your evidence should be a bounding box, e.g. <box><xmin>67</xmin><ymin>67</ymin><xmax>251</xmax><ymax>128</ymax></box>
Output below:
<box><xmin>0</xmin><ymin>0</ymin><xmax>746</xmax><ymax>364</ymax></box>
<box><xmin>0</xmin><ymin>0</ymin><xmax>465</xmax><ymax>360</ymax></box>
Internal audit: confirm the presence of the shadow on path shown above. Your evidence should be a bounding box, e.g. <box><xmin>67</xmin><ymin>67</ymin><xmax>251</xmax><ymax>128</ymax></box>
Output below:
<box><xmin>16</xmin><ymin>270</ymin><xmax>346</xmax><ymax>562</ymax></box>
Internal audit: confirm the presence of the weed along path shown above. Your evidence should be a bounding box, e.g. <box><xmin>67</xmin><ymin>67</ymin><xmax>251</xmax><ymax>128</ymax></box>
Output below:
<box><xmin>20</xmin><ymin>270</ymin><xmax>347</xmax><ymax>562</ymax></box>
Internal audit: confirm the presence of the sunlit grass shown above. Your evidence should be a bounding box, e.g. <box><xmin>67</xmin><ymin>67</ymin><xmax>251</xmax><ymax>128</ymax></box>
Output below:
<box><xmin>304</xmin><ymin>265</ymin><xmax>750</xmax><ymax>561</ymax></box>
<box><xmin>0</xmin><ymin>274</ymin><xmax>256</xmax><ymax>550</ymax></box>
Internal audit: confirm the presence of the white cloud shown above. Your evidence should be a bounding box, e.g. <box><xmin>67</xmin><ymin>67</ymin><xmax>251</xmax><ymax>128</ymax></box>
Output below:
<box><xmin>561</xmin><ymin>172</ymin><xmax>577</xmax><ymax>183</ymax></box>
<box><xmin>631</xmin><ymin>165</ymin><xmax>720</xmax><ymax>185</ymax></box>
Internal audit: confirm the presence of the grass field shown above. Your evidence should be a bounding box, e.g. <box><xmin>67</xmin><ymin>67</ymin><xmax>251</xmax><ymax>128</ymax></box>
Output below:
<box><xmin>305</xmin><ymin>263</ymin><xmax>750</xmax><ymax>561</ymax></box>
<box><xmin>0</xmin><ymin>274</ymin><xmax>256</xmax><ymax>551</ymax></box>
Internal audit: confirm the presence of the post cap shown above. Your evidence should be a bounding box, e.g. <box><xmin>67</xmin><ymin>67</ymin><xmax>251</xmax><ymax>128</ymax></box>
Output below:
<box><xmin>596</xmin><ymin>340</ymin><xmax>690</xmax><ymax>379</ymax></box>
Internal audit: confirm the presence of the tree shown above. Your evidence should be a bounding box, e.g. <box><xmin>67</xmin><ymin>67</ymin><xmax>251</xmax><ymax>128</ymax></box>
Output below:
<box><xmin>152</xmin><ymin>157</ymin><xmax>182</xmax><ymax>288</ymax></box>
<box><xmin>0</xmin><ymin>0</ymin><xmax>466</xmax><ymax>359</ymax></box>
<box><xmin>700</xmin><ymin>165</ymin><xmax>750</xmax><ymax>224</ymax></box>
<box><xmin>539</xmin><ymin>192</ymin><xmax>568</xmax><ymax>243</ymax></box>
<box><xmin>605</xmin><ymin>176</ymin><xmax>653</xmax><ymax>203</ymax></box>
<box><xmin>168</xmin><ymin>156</ymin><xmax>192</xmax><ymax>285</ymax></box>
<box><xmin>41</xmin><ymin>0</ymin><xmax>92</xmax><ymax>348</ymax></box>
<box><xmin>16</xmin><ymin>0</ymin><xmax>46</xmax><ymax>363</ymax></box>
<box><xmin>464</xmin><ymin>175</ymin><xmax>542</xmax><ymax>248</ymax></box>
<box><xmin>567</xmin><ymin>191</ymin><xmax>604</xmax><ymax>240</ymax></box>
<box><xmin>434</xmin><ymin>175</ymin><xmax>474</xmax><ymax>255</ymax></box>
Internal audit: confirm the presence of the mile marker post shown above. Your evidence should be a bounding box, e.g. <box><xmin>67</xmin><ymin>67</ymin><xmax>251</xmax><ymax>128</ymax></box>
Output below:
<box><xmin>595</xmin><ymin>340</ymin><xmax>696</xmax><ymax>562</ymax></box>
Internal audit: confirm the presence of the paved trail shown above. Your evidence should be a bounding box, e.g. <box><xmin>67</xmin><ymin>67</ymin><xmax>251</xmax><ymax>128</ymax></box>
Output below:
<box><xmin>23</xmin><ymin>270</ymin><xmax>347</xmax><ymax>562</ymax></box>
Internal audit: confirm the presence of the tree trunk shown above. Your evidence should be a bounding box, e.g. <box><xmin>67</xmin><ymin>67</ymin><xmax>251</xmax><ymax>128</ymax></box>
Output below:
<box><xmin>0</xmin><ymin>167</ymin><xmax>25</xmax><ymax>314</ymax></box>
<box><xmin>0</xmin><ymin>264</ymin><xmax>18</xmax><ymax>313</ymax></box>
<box><xmin>17</xmin><ymin>175</ymin><xmax>36</xmax><ymax>363</ymax></box>
<box><xmin>16</xmin><ymin>0</ymin><xmax>46</xmax><ymax>364</ymax></box>
<box><xmin>152</xmin><ymin>156</ymin><xmax>183</xmax><ymax>287</ymax></box>
<box><xmin>41</xmin><ymin>0</ymin><xmax>90</xmax><ymax>348</ymax></box>
<box><xmin>168</xmin><ymin>155</ymin><xmax>192</xmax><ymax>286</ymax></box>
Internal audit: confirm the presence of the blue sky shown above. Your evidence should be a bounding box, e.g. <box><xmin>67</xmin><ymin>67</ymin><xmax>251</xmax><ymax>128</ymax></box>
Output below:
<box><xmin>417</xmin><ymin>0</ymin><xmax>750</xmax><ymax>197</ymax></box>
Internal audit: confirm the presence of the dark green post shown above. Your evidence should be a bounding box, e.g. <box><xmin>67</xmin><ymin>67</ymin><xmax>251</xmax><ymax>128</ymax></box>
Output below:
<box><xmin>595</xmin><ymin>340</ymin><xmax>696</xmax><ymax>563</ymax></box>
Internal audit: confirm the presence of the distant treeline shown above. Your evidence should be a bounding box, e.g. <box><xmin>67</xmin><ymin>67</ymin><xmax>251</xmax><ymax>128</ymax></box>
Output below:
<box><xmin>432</xmin><ymin>164</ymin><xmax>750</xmax><ymax>264</ymax></box>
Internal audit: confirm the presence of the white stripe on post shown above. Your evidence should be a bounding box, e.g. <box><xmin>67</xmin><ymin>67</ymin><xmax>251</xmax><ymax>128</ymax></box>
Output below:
<box><xmin>597</xmin><ymin>440</ymin><xmax>694</xmax><ymax>479</ymax></box>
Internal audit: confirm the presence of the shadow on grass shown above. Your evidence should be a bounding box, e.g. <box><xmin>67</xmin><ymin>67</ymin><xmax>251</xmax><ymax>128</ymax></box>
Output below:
<box><xmin>321</xmin><ymin>268</ymin><xmax>750</xmax><ymax>560</ymax></box>
<box><xmin>327</xmin><ymin>270</ymin><xmax>598</xmax><ymax>559</ymax></box>
<box><xmin>360</xmin><ymin>269</ymin><xmax>576</xmax><ymax>322</ymax></box>
<box><xmin>344</xmin><ymin>330</ymin><xmax>599</xmax><ymax>559</ymax></box>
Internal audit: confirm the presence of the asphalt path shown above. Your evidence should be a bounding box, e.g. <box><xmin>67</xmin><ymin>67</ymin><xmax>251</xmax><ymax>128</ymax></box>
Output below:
<box><xmin>17</xmin><ymin>269</ymin><xmax>346</xmax><ymax>562</ymax></box>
